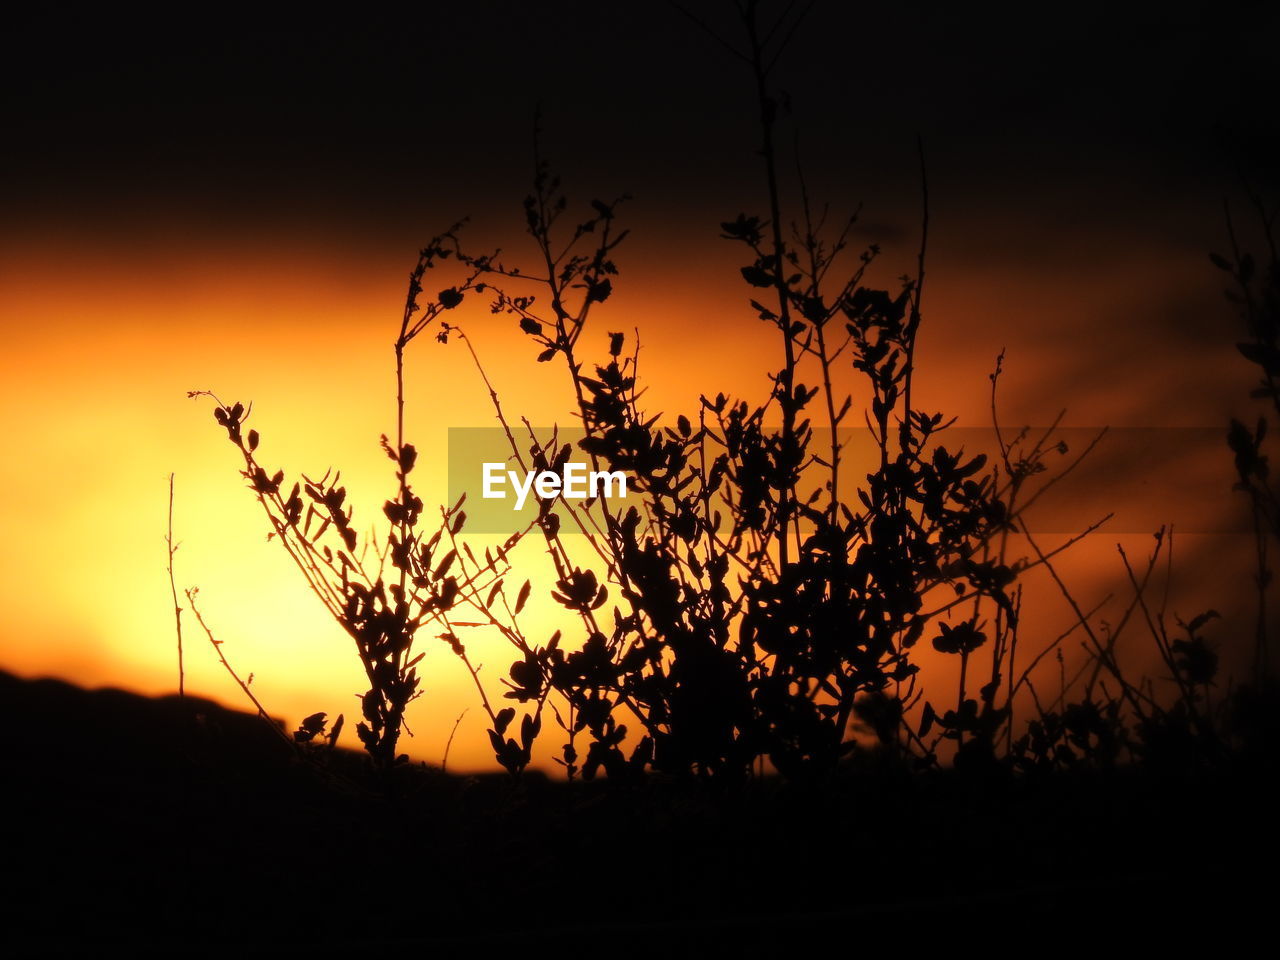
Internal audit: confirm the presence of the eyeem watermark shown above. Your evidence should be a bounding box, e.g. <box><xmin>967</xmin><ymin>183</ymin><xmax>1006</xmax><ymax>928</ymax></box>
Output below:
<box><xmin>450</xmin><ymin>427</ymin><xmax>641</xmax><ymax>533</ymax></box>
<box><xmin>482</xmin><ymin>462</ymin><xmax>627</xmax><ymax>510</ymax></box>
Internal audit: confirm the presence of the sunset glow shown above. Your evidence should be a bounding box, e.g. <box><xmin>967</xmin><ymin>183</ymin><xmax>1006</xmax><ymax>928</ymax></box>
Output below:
<box><xmin>3</xmin><ymin>1</ymin><xmax>1273</xmax><ymax>782</ymax></box>
<box><xmin>0</xmin><ymin>210</ymin><xmax>1262</xmax><ymax>772</ymax></box>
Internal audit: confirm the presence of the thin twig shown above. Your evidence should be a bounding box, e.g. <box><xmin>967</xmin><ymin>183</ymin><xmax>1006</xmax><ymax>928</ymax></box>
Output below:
<box><xmin>166</xmin><ymin>473</ymin><xmax>185</xmax><ymax>699</ymax></box>
<box><xmin>442</xmin><ymin>709</ymin><xmax>468</xmax><ymax>774</ymax></box>
<box><xmin>185</xmin><ymin>588</ymin><xmax>293</xmax><ymax>748</ymax></box>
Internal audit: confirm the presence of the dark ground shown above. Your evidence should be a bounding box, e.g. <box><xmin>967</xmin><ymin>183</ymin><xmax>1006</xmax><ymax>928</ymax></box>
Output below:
<box><xmin>1</xmin><ymin>669</ymin><xmax>1274</xmax><ymax>953</ymax></box>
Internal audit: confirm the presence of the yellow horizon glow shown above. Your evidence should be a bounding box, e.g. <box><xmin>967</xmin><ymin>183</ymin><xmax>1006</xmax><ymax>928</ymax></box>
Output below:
<box><xmin>0</xmin><ymin>219</ymin><xmax>1265</xmax><ymax>773</ymax></box>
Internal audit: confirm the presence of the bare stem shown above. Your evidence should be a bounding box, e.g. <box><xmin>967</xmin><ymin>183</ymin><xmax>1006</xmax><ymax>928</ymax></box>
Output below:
<box><xmin>166</xmin><ymin>473</ymin><xmax>185</xmax><ymax>699</ymax></box>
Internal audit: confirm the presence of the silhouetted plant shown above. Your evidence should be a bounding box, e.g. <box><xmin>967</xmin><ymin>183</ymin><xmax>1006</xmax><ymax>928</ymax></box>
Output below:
<box><xmin>188</xmin><ymin>1</ymin><xmax>1271</xmax><ymax>788</ymax></box>
<box><xmin>192</xmin><ymin>230</ymin><xmax>553</xmax><ymax>778</ymax></box>
<box><xmin>1215</xmin><ymin>188</ymin><xmax>1279</xmax><ymax>685</ymax></box>
<box><xmin>1205</xmin><ymin>182</ymin><xmax>1280</xmax><ymax>765</ymax></box>
<box><xmin>193</xmin><ymin>224</ymin><xmax>587</xmax><ymax>782</ymax></box>
<box><xmin>440</xmin><ymin>2</ymin><xmax>1035</xmax><ymax>785</ymax></box>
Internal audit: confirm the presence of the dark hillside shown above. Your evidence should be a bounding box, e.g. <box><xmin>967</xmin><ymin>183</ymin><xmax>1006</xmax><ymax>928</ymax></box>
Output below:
<box><xmin>0</xmin><ymin>671</ymin><xmax>1271</xmax><ymax>950</ymax></box>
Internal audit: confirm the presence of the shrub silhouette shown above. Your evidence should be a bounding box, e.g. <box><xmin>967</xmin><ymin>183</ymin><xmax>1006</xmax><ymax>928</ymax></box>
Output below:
<box><xmin>435</xmin><ymin>3</ymin><xmax>1037</xmax><ymax>784</ymax></box>
<box><xmin>1211</xmin><ymin>182</ymin><xmax>1280</xmax><ymax>763</ymax></box>
<box><xmin>190</xmin><ymin>1</ymin><xmax>1269</xmax><ymax>786</ymax></box>
<box><xmin>1217</xmin><ymin>189</ymin><xmax>1280</xmax><ymax>685</ymax></box>
<box><xmin>191</xmin><ymin>231</ymin><xmax>516</xmax><ymax>776</ymax></box>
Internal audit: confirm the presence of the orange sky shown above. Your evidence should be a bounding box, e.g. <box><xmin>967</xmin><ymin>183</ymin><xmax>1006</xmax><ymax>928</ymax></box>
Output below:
<box><xmin>0</xmin><ymin>201</ymin><xmax>1265</xmax><ymax>771</ymax></box>
<box><xmin>2</xmin><ymin>3</ymin><xmax>1274</xmax><ymax>772</ymax></box>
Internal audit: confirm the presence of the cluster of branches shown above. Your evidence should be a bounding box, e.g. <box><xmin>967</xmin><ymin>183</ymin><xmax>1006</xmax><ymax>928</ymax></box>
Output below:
<box><xmin>192</xmin><ymin>1</ymin><xmax>1259</xmax><ymax>786</ymax></box>
<box><xmin>409</xmin><ymin>4</ymin><xmax>1226</xmax><ymax>783</ymax></box>
<box><xmin>1218</xmin><ymin>188</ymin><xmax>1280</xmax><ymax>685</ymax></box>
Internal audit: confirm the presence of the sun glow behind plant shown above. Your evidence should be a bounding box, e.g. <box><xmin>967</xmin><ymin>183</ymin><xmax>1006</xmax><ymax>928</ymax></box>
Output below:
<box><xmin>0</xmin><ymin>206</ymin><xmax>1261</xmax><ymax>772</ymax></box>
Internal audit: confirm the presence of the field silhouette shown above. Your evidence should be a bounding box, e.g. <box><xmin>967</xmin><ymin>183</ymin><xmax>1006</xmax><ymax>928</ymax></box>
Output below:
<box><xmin>3</xmin><ymin>0</ymin><xmax>1278</xmax><ymax>950</ymax></box>
<box><xmin>1</xmin><ymin>668</ymin><xmax>1271</xmax><ymax>949</ymax></box>
<box><xmin>184</xmin><ymin>2</ymin><xmax>1276</xmax><ymax>786</ymax></box>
